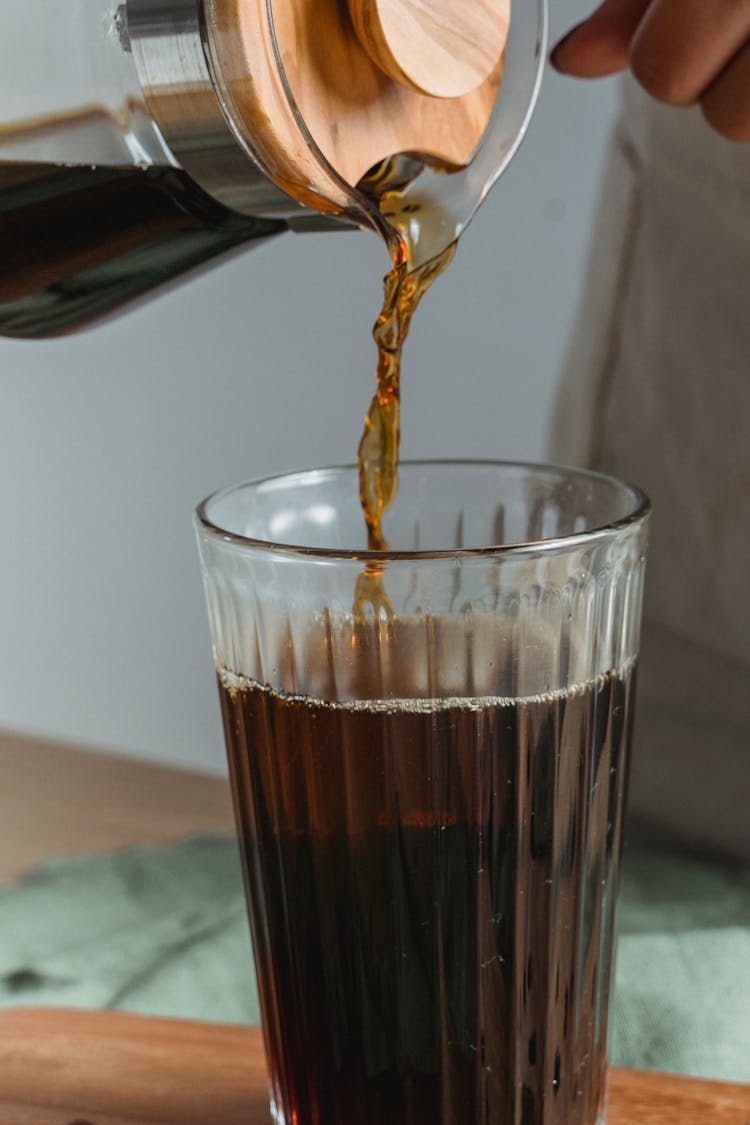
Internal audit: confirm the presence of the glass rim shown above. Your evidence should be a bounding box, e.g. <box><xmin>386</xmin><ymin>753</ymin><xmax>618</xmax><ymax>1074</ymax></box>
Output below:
<box><xmin>194</xmin><ymin>459</ymin><xmax>650</xmax><ymax>562</ymax></box>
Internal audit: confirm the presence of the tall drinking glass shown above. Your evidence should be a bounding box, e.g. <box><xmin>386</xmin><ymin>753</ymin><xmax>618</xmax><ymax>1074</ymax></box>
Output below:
<box><xmin>195</xmin><ymin>461</ymin><xmax>649</xmax><ymax>1125</ymax></box>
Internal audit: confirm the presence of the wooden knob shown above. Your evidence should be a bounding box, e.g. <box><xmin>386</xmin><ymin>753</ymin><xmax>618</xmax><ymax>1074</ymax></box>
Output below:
<box><xmin>348</xmin><ymin>0</ymin><xmax>510</xmax><ymax>99</ymax></box>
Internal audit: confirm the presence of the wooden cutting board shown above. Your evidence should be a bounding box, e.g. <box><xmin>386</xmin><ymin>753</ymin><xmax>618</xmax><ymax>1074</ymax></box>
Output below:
<box><xmin>0</xmin><ymin>1009</ymin><xmax>748</xmax><ymax>1124</ymax></box>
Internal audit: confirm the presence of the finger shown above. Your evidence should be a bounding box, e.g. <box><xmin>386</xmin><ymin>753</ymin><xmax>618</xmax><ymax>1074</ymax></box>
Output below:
<box><xmin>701</xmin><ymin>39</ymin><xmax>750</xmax><ymax>140</ymax></box>
<box><xmin>551</xmin><ymin>0</ymin><xmax>652</xmax><ymax>78</ymax></box>
<box><xmin>630</xmin><ymin>0</ymin><xmax>750</xmax><ymax>106</ymax></box>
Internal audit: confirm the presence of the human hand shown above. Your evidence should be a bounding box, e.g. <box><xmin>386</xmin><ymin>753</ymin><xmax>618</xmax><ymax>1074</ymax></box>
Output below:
<box><xmin>550</xmin><ymin>0</ymin><xmax>750</xmax><ymax>141</ymax></box>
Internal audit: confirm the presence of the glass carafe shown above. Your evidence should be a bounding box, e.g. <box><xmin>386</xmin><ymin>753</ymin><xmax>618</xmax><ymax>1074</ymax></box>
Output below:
<box><xmin>0</xmin><ymin>0</ymin><xmax>547</xmax><ymax>338</ymax></box>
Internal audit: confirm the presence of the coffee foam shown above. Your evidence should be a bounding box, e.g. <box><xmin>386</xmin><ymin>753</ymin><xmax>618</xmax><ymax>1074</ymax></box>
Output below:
<box><xmin>217</xmin><ymin>657</ymin><xmax>635</xmax><ymax>714</ymax></box>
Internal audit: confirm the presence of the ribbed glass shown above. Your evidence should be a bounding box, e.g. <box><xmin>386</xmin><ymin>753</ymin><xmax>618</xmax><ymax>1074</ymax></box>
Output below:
<box><xmin>195</xmin><ymin>461</ymin><xmax>649</xmax><ymax>1125</ymax></box>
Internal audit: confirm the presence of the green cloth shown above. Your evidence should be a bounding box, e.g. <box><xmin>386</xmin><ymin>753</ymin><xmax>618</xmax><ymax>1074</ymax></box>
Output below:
<box><xmin>612</xmin><ymin>847</ymin><xmax>750</xmax><ymax>1081</ymax></box>
<box><xmin>1</xmin><ymin>837</ymin><xmax>748</xmax><ymax>1083</ymax></box>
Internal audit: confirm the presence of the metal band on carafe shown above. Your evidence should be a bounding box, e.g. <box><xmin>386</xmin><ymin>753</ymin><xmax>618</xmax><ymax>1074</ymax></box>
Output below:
<box><xmin>121</xmin><ymin>0</ymin><xmax>325</xmax><ymax>222</ymax></box>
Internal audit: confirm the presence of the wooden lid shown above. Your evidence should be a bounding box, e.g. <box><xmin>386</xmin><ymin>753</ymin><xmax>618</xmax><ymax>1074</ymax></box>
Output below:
<box><xmin>349</xmin><ymin>0</ymin><xmax>510</xmax><ymax>99</ymax></box>
<box><xmin>209</xmin><ymin>0</ymin><xmax>510</xmax><ymax>215</ymax></box>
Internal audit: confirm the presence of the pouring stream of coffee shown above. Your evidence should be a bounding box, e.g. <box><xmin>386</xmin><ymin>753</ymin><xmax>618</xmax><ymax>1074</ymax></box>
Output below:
<box><xmin>344</xmin><ymin>2</ymin><xmax>547</xmax><ymax>571</ymax></box>
<box><xmin>357</xmin><ymin>237</ymin><xmax>456</xmax><ymax>553</ymax></box>
<box><xmin>354</xmin><ymin>242</ymin><xmax>455</xmax><ymax>616</ymax></box>
<box><xmin>348</xmin><ymin>2</ymin><xmax>542</xmax><ymax>608</ymax></box>
<box><xmin>356</xmin><ymin>146</ymin><xmax>489</xmax><ymax>544</ymax></box>
<box><xmin>351</xmin><ymin>157</ymin><xmax>473</xmax><ymax>616</ymax></box>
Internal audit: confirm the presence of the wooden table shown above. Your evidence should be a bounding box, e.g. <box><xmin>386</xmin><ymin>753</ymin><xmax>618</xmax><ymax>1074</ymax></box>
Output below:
<box><xmin>0</xmin><ymin>729</ymin><xmax>234</xmax><ymax>885</ymax></box>
<box><xmin>1</xmin><ymin>1008</ymin><xmax>748</xmax><ymax>1125</ymax></box>
<box><xmin>2</xmin><ymin>730</ymin><xmax>749</xmax><ymax>1123</ymax></box>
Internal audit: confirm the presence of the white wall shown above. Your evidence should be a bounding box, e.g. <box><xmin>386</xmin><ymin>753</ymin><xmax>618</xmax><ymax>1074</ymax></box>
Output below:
<box><xmin>0</xmin><ymin>2</ymin><xmax>620</xmax><ymax>774</ymax></box>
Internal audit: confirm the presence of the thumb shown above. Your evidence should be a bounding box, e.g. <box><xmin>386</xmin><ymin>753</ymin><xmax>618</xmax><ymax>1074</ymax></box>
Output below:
<box><xmin>551</xmin><ymin>0</ymin><xmax>652</xmax><ymax>78</ymax></box>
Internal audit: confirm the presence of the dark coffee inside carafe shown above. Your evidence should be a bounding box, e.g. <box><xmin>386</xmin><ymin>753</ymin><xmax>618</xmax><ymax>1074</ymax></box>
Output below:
<box><xmin>0</xmin><ymin>162</ymin><xmax>284</xmax><ymax>339</ymax></box>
